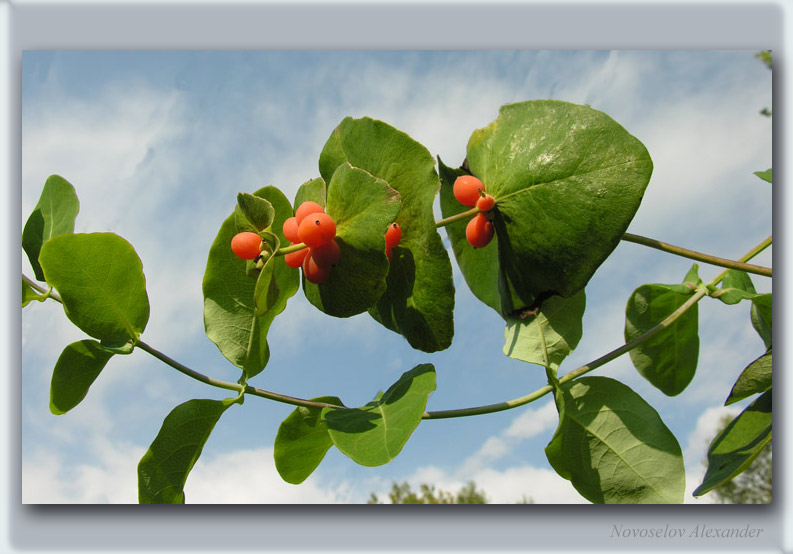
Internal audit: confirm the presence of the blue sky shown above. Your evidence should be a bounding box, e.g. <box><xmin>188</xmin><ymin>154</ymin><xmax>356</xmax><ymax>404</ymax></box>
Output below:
<box><xmin>21</xmin><ymin>50</ymin><xmax>772</xmax><ymax>504</ymax></box>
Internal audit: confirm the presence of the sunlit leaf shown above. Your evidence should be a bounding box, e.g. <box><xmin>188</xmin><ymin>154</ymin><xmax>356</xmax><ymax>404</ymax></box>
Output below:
<box><xmin>23</xmin><ymin>175</ymin><xmax>80</xmax><ymax>281</ymax></box>
<box><xmin>323</xmin><ymin>364</ymin><xmax>435</xmax><ymax>467</ymax></box>
<box><xmin>39</xmin><ymin>233</ymin><xmax>150</xmax><ymax>343</ymax></box>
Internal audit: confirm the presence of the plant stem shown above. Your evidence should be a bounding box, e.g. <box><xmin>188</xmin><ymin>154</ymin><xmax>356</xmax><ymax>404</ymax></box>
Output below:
<box><xmin>275</xmin><ymin>242</ymin><xmax>307</xmax><ymax>256</ymax></box>
<box><xmin>422</xmin><ymin>234</ymin><xmax>771</xmax><ymax>420</ymax></box>
<box><xmin>21</xmin><ymin>234</ymin><xmax>772</xmax><ymax>419</ymax></box>
<box><xmin>435</xmin><ymin>207</ymin><xmax>479</xmax><ymax>228</ymax></box>
<box><xmin>622</xmin><ymin>233</ymin><xmax>772</xmax><ymax>277</ymax></box>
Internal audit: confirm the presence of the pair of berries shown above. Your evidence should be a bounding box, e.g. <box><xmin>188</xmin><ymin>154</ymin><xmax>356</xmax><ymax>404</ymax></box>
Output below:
<box><xmin>453</xmin><ymin>175</ymin><xmax>495</xmax><ymax>249</ymax></box>
<box><xmin>282</xmin><ymin>201</ymin><xmax>339</xmax><ymax>284</ymax></box>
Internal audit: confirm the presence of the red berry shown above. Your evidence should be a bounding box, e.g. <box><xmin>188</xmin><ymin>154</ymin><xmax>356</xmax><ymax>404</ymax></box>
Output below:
<box><xmin>453</xmin><ymin>175</ymin><xmax>485</xmax><ymax>207</ymax></box>
<box><xmin>466</xmin><ymin>213</ymin><xmax>494</xmax><ymax>248</ymax></box>
<box><xmin>298</xmin><ymin>212</ymin><xmax>337</xmax><ymax>248</ymax></box>
<box><xmin>284</xmin><ymin>244</ymin><xmax>309</xmax><ymax>268</ymax></box>
<box><xmin>310</xmin><ymin>240</ymin><xmax>341</xmax><ymax>267</ymax></box>
<box><xmin>384</xmin><ymin>222</ymin><xmax>402</xmax><ymax>250</ymax></box>
<box><xmin>282</xmin><ymin>216</ymin><xmax>300</xmax><ymax>243</ymax></box>
<box><xmin>476</xmin><ymin>193</ymin><xmax>495</xmax><ymax>212</ymax></box>
<box><xmin>386</xmin><ymin>246</ymin><xmax>394</xmax><ymax>263</ymax></box>
<box><xmin>231</xmin><ymin>232</ymin><xmax>262</xmax><ymax>260</ymax></box>
<box><xmin>302</xmin><ymin>251</ymin><xmax>332</xmax><ymax>284</ymax></box>
<box><xmin>295</xmin><ymin>201</ymin><xmax>325</xmax><ymax>224</ymax></box>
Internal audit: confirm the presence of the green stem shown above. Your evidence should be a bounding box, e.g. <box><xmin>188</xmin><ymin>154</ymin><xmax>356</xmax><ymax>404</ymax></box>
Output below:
<box><xmin>274</xmin><ymin>242</ymin><xmax>307</xmax><ymax>256</ymax></box>
<box><xmin>435</xmin><ymin>207</ymin><xmax>479</xmax><ymax>228</ymax></box>
<box><xmin>21</xmin><ymin>234</ymin><xmax>772</xmax><ymax>419</ymax></box>
<box><xmin>622</xmin><ymin>233</ymin><xmax>772</xmax><ymax>277</ymax></box>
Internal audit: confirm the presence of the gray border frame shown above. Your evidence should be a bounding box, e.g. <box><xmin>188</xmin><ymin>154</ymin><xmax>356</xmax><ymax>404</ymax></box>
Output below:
<box><xmin>3</xmin><ymin>1</ymin><xmax>787</xmax><ymax>552</ymax></box>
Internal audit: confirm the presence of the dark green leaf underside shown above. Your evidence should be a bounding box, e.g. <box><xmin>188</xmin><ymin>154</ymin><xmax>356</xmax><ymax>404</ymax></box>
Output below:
<box><xmin>49</xmin><ymin>340</ymin><xmax>114</xmax><ymax>415</ymax></box>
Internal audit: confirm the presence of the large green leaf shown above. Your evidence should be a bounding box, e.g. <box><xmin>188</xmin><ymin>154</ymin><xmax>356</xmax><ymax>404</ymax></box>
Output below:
<box><xmin>49</xmin><ymin>340</ymin><xmax>114</xmax><ymax>415</ymax></box>
<box><xmin>302</xmin><ymin>163</ymin><xmax>401</xmax><ymax>318</ymax></box>
<box><xmin>549</xmin><ymin>376</ymin><xmax>685</xmax><ymax>504</ymax></box>
<box><xmin>39</xmin><ymin>233</ymin><xmax>150</xmax><ymax>343</ymax></box>
<box><xmin>694</xmin><ymin>390</ymin><xmax>772</xmax><ymax>497</ymax></box>
<box><xmin>438</xmin><ymin>158</ymin><xmax>501</xmax><ymax>312</ymax></box>
<box><xmin>203</xmin><ymin>186</ymin><xmax>299</xmax><ymax>379</ymax></box>
<box><xmin>725</xmin><ymin>351</ymin><xmax>772</xmax><ymax>406</ymax></box>
<box><xmin>449</xmin><ymin>100</ymin><xmax>652</xmax><ymax>316</ymax></box>
<box><xmin>322</xmin><ymin>364</ymin><xmax>435</xmax><ymax>467</ymax></box>
<box><xmin>138</xmin><ymin>397</ymin><xmax>237</xmax><ymax>504</ymax></box>
<box><xmin>23</xmin><ymin>175</ymin><xmax>80</xmax><ymax>281</ymax></box>
<box><xmin>624</xmin><ymin>268</ymin><xmax>699</xmax><ymax>396</ymax></box>
<box><xmin>503</xmin><ymin>290</ymin><xmax>585</xmax><ymax>370</ymax></box>
<box><xmin>319</xmin><ymin>117</ymin><xmax>455</xmax><ymax>352</ymax></box>
<box><xmin>751</xmin><ymin>294</ymin><xmax>772</xmax><ymax>349</ymax></box>
<box><xmin>274</xmin><ymin>396</ymin><xmax>344</xmax><ymax>484</ymax></box>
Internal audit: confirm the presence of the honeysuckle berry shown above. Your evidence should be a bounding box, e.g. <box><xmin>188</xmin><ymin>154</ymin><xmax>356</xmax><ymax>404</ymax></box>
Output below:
<box><xmin>466</xmin><ymin>213</ymin><xmax>494</xmax><ymax>248</ymax></box>
<box><xmin>310</xmin><ymin>239</ymin><xmax>341</xmax><ymax>267</ymax></box>
<box><xmin>284</xmin><ymin>244</ymin><xmax>309</xmax><ymax>268</ymax></box>
<box><xmin>453</xmin><ymin>175</ymin><xmax>485</xmax><ymax>207</ymax></box>
<box><xmin>282</xmin><ymin>216</ymin><xmax>300</xmax><ymax>243</ymax></box>
<box><xmin>302</xmin><ymin>251</ymin><xmax>332</xmax><ymax>284</ymax></box>
<box><xmin>230</xmin><ymin>231</ymin><xmax>263</xmax><ymax>260</ymax></box>
<box><xmin>294</xmin><ymin>201</ymin><xmax>325</xmax><ymax>224</ymax></box>
<box><xmin>476</xmin><ymin>193</ymin><xmax>495</xmax><ymax>213</ymax></box>
<box><xmin>298</xmin><ymin>212</ymin><xmax>337</xmax><ymax>248</ymax></box>
<box><xmin>385</xmin><ymin>222</ymin><xmax>402</xmax><ymax>250</ymax></box>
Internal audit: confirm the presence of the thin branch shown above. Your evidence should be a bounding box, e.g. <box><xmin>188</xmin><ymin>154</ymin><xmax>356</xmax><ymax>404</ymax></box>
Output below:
<box><xmin>621</xmin><ymin>233</ymin><xmax>771</xmax><ymax>277</ymax></box>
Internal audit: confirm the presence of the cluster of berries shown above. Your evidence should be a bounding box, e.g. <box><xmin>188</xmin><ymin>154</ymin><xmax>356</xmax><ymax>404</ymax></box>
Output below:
<box><xmin>231</xmin><ymin>201</ymin><xmax>403</xmax><ymax>286</ymax></box>
<box><xmin>282</xmin><ymin>201</ymin><xmax>339</xmax><ymax>284</ymax></box>
<box><xmin>453</xmin><ymin>175</ymin><xmax>495</xmax><ymax>248</ymax></box>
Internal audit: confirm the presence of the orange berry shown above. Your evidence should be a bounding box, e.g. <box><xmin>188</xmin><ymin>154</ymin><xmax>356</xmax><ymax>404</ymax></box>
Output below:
<box><xmin>310</xmin><ymin>240</ymin><xmax>341</xmax><ymax>267</ymax></box>
<box><xmin>476</xmin><ymin>193</ymin><xmax>495</xmax><ymax>212</ymax></box>
<box><xmin>453</xmin><ymin>175</ymin><xmax>485</xmax><ymax>207</ymax></box>
<box><xmin>384</xmin><ymin>222</ymin><xmax>402</xmax><ymax>250</ymax></box>
<box><xmin>302</xmin><ymin>251</ymin><xmax>332</xmax><ymax>284</ymax></box>
<box><xmin>298</xmin><ymin>212</ymin><xmax>337</xmax><ymax>248</ymax></box>
<box><xmin>230</xmin><ymin>232</ymin><xmax>262</xmax><ymax>260</ymax></box>
<box><xmin>295</xmin><ymin>201</ymin><xmax>325</xmax><ymax>224</ymax></box>
<box><xmin>284</xmin><ymin>244</ymin><xmax>309</xmax><ymax>268</ymax></box>
<box><xmin>282</xmin><ymin>216</ymin><xmax>300</xmax><ymax>243</ymax></box>
<box><xmin>465</xmin><ymin>213</ymin><xmax>494</xmax><ymax>248</ymax></box>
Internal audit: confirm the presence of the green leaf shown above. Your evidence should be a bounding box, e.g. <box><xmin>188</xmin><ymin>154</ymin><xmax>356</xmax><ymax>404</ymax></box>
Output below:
<box><xmin>236</xmin><ymin>192</ymin><xmax>274</xmax><ymax>232</ymax></box>
<box><xmin>138</xmin><ymin>397</ymin><xmax>238</xmax><ymax>504</ymax></box>
<box><xmin>754</xmin><ymin>168</ymin><xmax>772</xmax><ymax>183</ymax></box>
<box><xmin>725</xmin><ymin>350</ymin><xmax>772</xmax><ymax>405</ymax></box>
<box><xmin>550</xmin><ymin>376</ymin><xmax>685</xmax><ymax>504</ymax></box>
<box><xmin>49</xmin><ymin>340</ymin><xmax>114</xmax><ymax>415</ymax></box>
<box><xmin>98</xmin><ymin>340</ymin><xmax>135</xmax><ymax>355</ymax></box>
<box><xmin>711</xmin><ymin>270</ymin><xmax>757</xmax><ymax>305</ymax></box>
<box><xmin>624</xmin><ymin>270</ymin><xmax>699</xmax><ymax>396</ymax></box>
<box><xmin>503</xmin><ymin>290</ymin><xmax>585</xmax><ymax>370</ymax></box>
<box><xmin>294</xmin><ymin>177</ymin><xmax>326</xmax><ymax>211</ymax></box>
<box><xmin>322</xmin><ymin>364</ymin><xmax>435</xmax><ymax>467</ymax></box>
<box><xmin>438</xmin><ymin>158</ymin><xmax>501</xmax><ymax>313</ymax></box>
<box><xmin>448</xmin><ymin>100</ymin><xmax>652</xmax><ymax>316</ymax></box>
<box><xmin>302</xmin><ymin>163</ymin><xmax>401</xmax><ymax>318</ymax></box>
<box><xmin>751</xmin><ymin>294</ymin><xmax>772</xmax><ymax>349</ymax></box>
<box><xmin>274</xmin><ymin>396</ymin><xmax>344</xmax><ymax>484</ymax></box>
<box><xmin>203</xmin><ymin>186</ymin><xmax>299</xmax><ymax>379</ymax></box>
<box><xmin>22</xmin><ymin>175</ymin><xmax>80</xmax><ymax>281</ymax></box>
<box><xmin>22</xmin><ymin>279</ymin><xmax>45</xmax><ymax>307</ymax></box>
<box><xmin>319</xmin><ymin>117</ymin><xmax>455</xmax><ymax>352</ymax></box>
<box><xmin>694</xmin><ymin>390</ymin><xmax>772</xmax><ymax>497</ymax></box>
<box><xmin>39</xmin><ymin>233</ymin><xmax>150</xmax><ymax>343</ymax></box>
